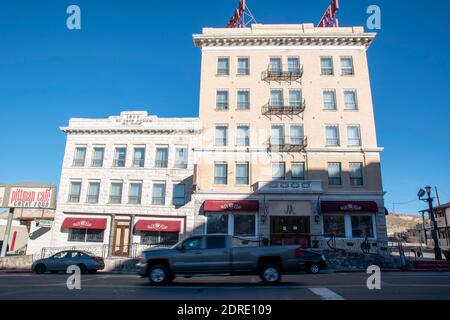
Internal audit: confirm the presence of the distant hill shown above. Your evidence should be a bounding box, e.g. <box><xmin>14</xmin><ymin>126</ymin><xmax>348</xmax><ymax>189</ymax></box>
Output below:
<box><xmin>386</xmin><ymin>213</ymin><xmax>423</xmax><ymax>235</ymax></box>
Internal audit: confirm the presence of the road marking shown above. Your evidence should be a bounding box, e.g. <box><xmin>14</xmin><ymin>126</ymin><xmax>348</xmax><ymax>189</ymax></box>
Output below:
<box><xmin>309</xmin><ymin>287</ymin><xmax>345</xmax><ymax>300</ymax></box>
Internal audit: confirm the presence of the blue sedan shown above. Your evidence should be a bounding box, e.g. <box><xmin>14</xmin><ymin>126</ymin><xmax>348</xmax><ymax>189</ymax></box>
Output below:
<box><xmin>32</xmin><ymin>250</ymin><xmax>105</xmax><ymax>274</ymax></box>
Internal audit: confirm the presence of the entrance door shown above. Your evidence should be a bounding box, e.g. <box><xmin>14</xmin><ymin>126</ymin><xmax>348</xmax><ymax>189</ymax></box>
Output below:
<box><xmin>113</xmin><ymin>220</ymin><xmax>131</xmax><ymax>257</ymax></box>
<box><xmin>270</xmin><ymin>216</ymin><xmax>311</xmax><ymax>248</ymax></box>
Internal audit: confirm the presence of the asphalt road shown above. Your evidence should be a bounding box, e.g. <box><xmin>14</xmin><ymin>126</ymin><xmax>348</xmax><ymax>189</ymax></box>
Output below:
<box><xmin>0</xmin><ymin>272</ymin><xmax>449</xmax><ymax>300</ymax></box>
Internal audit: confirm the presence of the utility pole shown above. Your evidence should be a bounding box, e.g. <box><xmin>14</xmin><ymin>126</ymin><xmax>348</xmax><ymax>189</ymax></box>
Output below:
<box><xmin>418</xmin><ymin>186</ymin><xmax>442</xmax><ymax>260</ymax></box>
<box><xmin>0</xmin><ymin>208</ymin><xmax>14</xmax><ymax>257</ymax></box>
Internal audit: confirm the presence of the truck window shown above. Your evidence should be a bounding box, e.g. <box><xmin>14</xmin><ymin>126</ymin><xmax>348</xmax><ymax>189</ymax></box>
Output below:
<box><xmin>206</xmin><ymin>236</ymin><xmax>226</xmax><ymax>249</ymax></box>
<box><xmin>182</xmin><ymin>237</ymin><xmax>202</xmax><ymax>250</ymax></box>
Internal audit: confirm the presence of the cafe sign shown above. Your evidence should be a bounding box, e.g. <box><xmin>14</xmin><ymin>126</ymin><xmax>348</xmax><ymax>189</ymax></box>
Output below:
<box><xmin>0</xmin><ymin>184</ymin><xmax>57</xmax><ymax>209</ymax></box>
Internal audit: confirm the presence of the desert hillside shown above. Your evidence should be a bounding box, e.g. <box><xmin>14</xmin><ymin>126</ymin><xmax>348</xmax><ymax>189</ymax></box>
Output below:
<box><xmin>386</xmin><ymin>213</ymin><xmax>423</xmax><ymax>234</ymax></box>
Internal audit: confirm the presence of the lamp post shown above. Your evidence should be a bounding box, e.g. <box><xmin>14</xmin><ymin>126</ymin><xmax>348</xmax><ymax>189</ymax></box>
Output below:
<box><xmin>418</xmin><ymin>186</ymin><xmax>442</xmax><ymax>260</ymax></box>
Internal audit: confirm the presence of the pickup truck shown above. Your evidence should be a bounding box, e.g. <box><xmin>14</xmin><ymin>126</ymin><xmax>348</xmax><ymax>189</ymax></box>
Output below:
<box><xmin>136</xmin><ymin>234</ymin><xmax>327</xmax><ymax>285</ymax></box>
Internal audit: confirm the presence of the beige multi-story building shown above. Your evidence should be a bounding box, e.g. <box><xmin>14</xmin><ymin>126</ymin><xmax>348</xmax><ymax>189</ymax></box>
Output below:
<box><xmin>50</xmin><ymin>111</ymin><xmax>201</xmax><ymax>257</ymax></box>
<box><xmin>191</xmin><ymin>23</ymin><xmax>387</xmax><ymax>250</ymax></box>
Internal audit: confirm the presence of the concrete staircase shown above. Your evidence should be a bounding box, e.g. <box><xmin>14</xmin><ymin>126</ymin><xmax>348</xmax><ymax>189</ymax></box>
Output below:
<box><xmin>413</xmin><ymin>260</ymin><xmax>450</xmax><ymax>271</ymax></box>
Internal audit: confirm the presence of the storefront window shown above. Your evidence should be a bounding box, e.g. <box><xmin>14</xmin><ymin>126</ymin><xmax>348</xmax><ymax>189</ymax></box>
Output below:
<box><xmin>140</xmin><ymin>232</ymin><xmax>179</xmax><ymax>246</ymax></box>
<box><xmin>68</xmin><ymin>229</ymin><xmax>104</xmax><ymax>243</ymax></box>
<box><xmin>323</xmin><ymin>215</ymin><xmax>346</xmax><ymax>238</ymax></box>
<box><xmin>234</xmin><ymin>215</ymin><xmax>256</xmax><ymax>237</ymax></box>
<box><xmin>207</xmin><ymin>214</ymin><xmax>229</xmax><ymax>234</ymax></box>
<box><xmin>351</xmin><ymin>215</ymin><xmax>374</xmax><ymax>238</ymax></box>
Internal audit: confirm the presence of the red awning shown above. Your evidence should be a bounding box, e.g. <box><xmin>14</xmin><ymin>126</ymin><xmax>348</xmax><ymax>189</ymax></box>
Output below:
<box><xmin>203</xmin><ymin>200</ymin><xmax>259</xmax><ymax>212</ymax></box>
<box><xmin>321</xmin><ymin>201</ymin><xmax>379</xmax><ymax>213</ymax></box>
<box><xmin>135</xmin><ymin>220</ymin><xmax>181</xmax><ymax>233</ymax></box>
<box><xmin>62</xmin><ymin>217</ymin><xmax>107</xmax><ymax>230</ymax></box>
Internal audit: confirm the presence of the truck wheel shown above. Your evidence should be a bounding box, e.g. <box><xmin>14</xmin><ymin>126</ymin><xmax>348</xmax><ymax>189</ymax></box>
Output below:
<box><xmin>260</xmin><ymin>264</ymin><xmax>281</xmax><ymax>285</ymax></box>
<box><xmin>148</xmin><ymin>265</ymin><xmax>171</xmax><ymax>286</ymax></box>
<box><xmin>307</xmin><ymin>263</ymin><xmax>320</xmax><ymax>274</ymax></box>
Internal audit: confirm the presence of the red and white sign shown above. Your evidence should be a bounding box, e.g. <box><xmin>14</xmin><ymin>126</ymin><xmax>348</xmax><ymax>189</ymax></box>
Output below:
<box><xmin>204</xmin><ymin>200</ymin><xmax>259</xmax><ymax>212</ymax></box>
<box><xmin>321</xmin><ymin>201</ymin><xmax>378</xmax><ymax>213</ymax></box>
<box><xmin>135</xmin><ymin>220</ymin><xmax>181</xmax><ymax>233</ymax></box>
<box><xmin>62</xmin><ymin>217</ymin><xmax>107</xmax><ymax>230</ymax></box>
<box><xmin>7</xmin><ymin>187</ymin><xmax>54</xmax><ymax>209</ymax></box>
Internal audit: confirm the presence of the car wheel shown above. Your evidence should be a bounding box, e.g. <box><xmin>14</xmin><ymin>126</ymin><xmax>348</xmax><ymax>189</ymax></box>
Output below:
<box><xmin>307</xmin><ymin>263</ymin><xmax>320</xmax><ymax>274</ymax></box>
<box><xmin>88</xmin><ymin>270</ymin><xmax>98</xmax><ymax>274</ymax></box>
<box><xmin>34</xmin><ymin>263</ymin><xmax>46</xmax><ymax>274</ymax></box>
<box><xmin>148</xmin><ymin>265</ymin><xmax>171</xmax><ymax>286</ymax></box>
<box><xmin>260</xmin><ymin>264</ymin><xmax>282</xmax><ymax>285</ymax></box>
<box><xmin>77</xmin><ymin>264</ymin><xmax>87</xmax><ymax>274</ymax></box>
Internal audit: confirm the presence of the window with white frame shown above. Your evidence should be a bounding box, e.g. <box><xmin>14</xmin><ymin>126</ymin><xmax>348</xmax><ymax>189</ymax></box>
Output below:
<box><xmin>321</xmin><ymin>56</ymin><xmax>334</xmax><ymax>75</ymax></box>
<box><xmin>174</xmin><ymin>147</ymin><xmax>188</xmax><ymax>169</ymax></box>
<box><xmin>132</xmin><ymin>147</ymin><xmax>145</xmax><ymax>168</ymax></box>
<box><xmin>215</xmin><ymin>125</ymin><xmax>228</xmax><ymax>146</ymax></box>
<box><xmin>86</xmin><ymin>182</ymin><xmax>100</xmax><ymax>204</ymax></box>
<box><xmin>155</xmin><ymin>147</ymin><xmax>168</xmax><ymax>168</ymax></box>
<box><xmin>236</xmin><ymin>125</ymin><xmax>250</xmax><ymax>146</ymax></box>
<box><xmin>140</xmin><ymin>232</ymin><xmax>179</xmax><ymax>246</ymax></box>
<box><xmin>206</xmin><ymin>214</ymin><xmax>229</xmax><ymax>234</ymax></box>
<box><xmin>290</xmin><ymin>125</ymin><xmax>304</xmax><ymax>145</ymax></box>
<box><xmin>291</xmin><ymin>162</ymin><xmax>305</xmax><ymax>180</ymax></box>
<box><xmin>128</xmin><ymin>183</ymin><xmax>142</xmax><ymax>204</ymax></box>
<box><xmin>270</xmin><ymin>89</ymin><xmax>283</xmax><ymax>108</ymax></box>
<box><xmin>237</xmin><ymin>90</ymin><xmax>250</xmax><ymax>110</ymax></box>
<box><xmin>68</xmin><ymin>229</ymin><xmax>104</xmax><ymax>243</ymax></box>
<box><xmin>113</xmin><ymin>147</ymin><xmax>127</xmax><ymax>167</ymax></box>
<box><xmin>216</xmin><ymin>90</ymin><xmax>229</xmax><ymax>110</ymax></box>
<box><xmin>288</xmin><ymin>57</ymin><xmax>300</xmax><ymax>74</ymax></box>
<box><xmin>351</xmin><ymin>215</ymin><xmax>374</xmax><ymax>238</ymax></box>
<box><xmin>271</xmin><ymin>125</ymin><xmax>285</xmax><ymax>145</ymax></box>
<box><xmin>323</xmin><ymin>215</ymin><xmax>346</xmax><ymax>238</ymax></box>
<box><xmin>349</xmin><ymin>162</ymin><xmax>364</xmax><ymax>186</ymax></box>
<box><xmin>289</xmin><ymin>89</ymin><xmax>302</xmax><ymax>108</ymax></box>
<box><xmin>269</xmin><ymin>57</ymin><xmax>282</xmax><ymax>74</ymax></box>
<box><xmin>237</xmin><ymin>57</ymin><xmax>249</xmax><ymax>75</ymax></box>
<box><xmin>91</xmin><ymin>147</ymin><xmax>104</xmax><ymax>167</ymax></box>
<box><xmin>344</xmin><ymin>90</ymin><xmax>358</xmax><ymax>110</ymax></box>
<box><xmin>323</xmin><ymin>90</ymin><xmax>337</xmax><ymax>110</ymax></box>
<box><xmin>347</xmin><ymin>125</ymin><xmax>362</xmax><ymax>146</ymax></box>
<box><xmin>328</xmin><ymin>162</ymin><xmax>342</xmax><ymax>186</ymax></box>
<box><xmin>206</xmin><ymin>213</ymin><xmax>256</xmax><ymax>237</ymax></box>
<box><xmin>214</xmin><ymin>163</ymin><xmax>228</xmax><ymax>185</ymax></box>
<box><xmin>68</xmin><ymin>181</ymin><xmax>81</xmax><ymax>203</ymax></box>
<box><xmin>236</xmin><ymin>162</ymin><xmax>249</xmax><ymax>185</ymax></box>
<box><xmin>341</xmin><ymin>56</ymin><xmax>354</xmax><ymax>75</ymax></box>
<box><xmin>152</xmin><ymin>183</ymin><xmax>166</xmax><ymax>205</ymax></box>
<box><xmin>73</xmin><ymin>147</ymin><xmax>86</xmax><ymax>167</ymax></box>
<box><xmin>272</xmin><ymin>162</ymin><xmax>285</xmax><ymax>181</ymax></box>
<box><xmin>172</xmin><ymin>183</ymin><xmax>185</xmax><ymax>206</ymax></box>
<box><xmin>109</xmin><ymin>182</ymin><xmax>123</xmax><ymax>204</ymax></box>
<box><xmin>326</xmin><ymin>125</ymin><xmax>340</xmax><ymax>146</ymax></box>
<box><xmin>217</xmin><ymin>57</ymin><xmax>229</xmax><ymax>75</ymax></box>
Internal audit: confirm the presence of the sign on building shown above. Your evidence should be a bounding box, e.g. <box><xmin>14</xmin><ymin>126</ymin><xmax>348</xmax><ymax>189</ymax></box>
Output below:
<box><xmin>0</xmin><ymin>184</ymin><xmax>57</xmax><ymax>210</ymax></box>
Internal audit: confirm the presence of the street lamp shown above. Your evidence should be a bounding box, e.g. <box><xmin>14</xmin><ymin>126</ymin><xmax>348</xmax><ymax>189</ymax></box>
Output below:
<box><xmin>418</xmin><ymin>186</ymin><xmax>442</xmax><ymax>260</ymax></box>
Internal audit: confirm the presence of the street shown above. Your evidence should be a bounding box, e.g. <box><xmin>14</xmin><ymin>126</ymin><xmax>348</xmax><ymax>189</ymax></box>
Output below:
<box><xmin>0</xmin><ymin>272</ymin><xmax>449</xmax><ymax>300</ymax></box>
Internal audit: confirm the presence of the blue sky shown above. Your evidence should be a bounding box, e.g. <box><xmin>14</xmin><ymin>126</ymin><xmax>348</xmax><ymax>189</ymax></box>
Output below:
<box><xmin>0</xmin><ymin>0</ymin><xmax>449</xmax><ymax>214</ymax></box>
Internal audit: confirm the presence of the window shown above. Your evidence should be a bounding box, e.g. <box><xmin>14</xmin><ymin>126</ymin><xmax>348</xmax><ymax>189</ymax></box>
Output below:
<box><xmin>341</xmin><ymin>56</ymin><xmax>354</xmax><ymax>75</ymax></box>
<box><xmin>73</xmin><ymin>147</ymin><xmax>86</xmax><ymax>167</ymax></box>
<box><xmin>215</xmin><ymin>126</ymin><xmax>228</xmax><ymax>146</ymax></box>
<box><xmin>269</xmin><ymin>57</ymin><xmax>282</xmax><ymax>74</ymax></box>
<box><xmin>270</xmin><ymin>90</ymin><xmax>283</xmax><ymax>108</ymax></box>
<box><xmin>206</xmin><ymin>235</ymin><xmax>227</xmax><ymax>249</ymax></box>
<box><xmin>326</xmin><ymin>125</ymin><xmax>340</xmax><ymax>146</ymax></box>
<box><xmin>321</xmin><ymin>57</ymin><xmax>334</xmax><ymax>75</ymax></box>
<box><xmin>128</xmin><ymin>183</ymin><xmax>142</xmax><ymax>204</ymax></box>
<box><xmin>328</xmin><ymin>162</ymin><xmax>342</xmax><ymax>185</ymax></box>
<box><xmin>323</xmin><ymin>215</ymin><xmax>346</xmax><ymax>238</ymax></box>
<box><xmin>174</xmin><ymin>147</ymin><xmax>188</xmax><ymax>169</ymax></box>
<box><xmin>172</xmin><ymin>184</ymin><xmax>185</xmax><ymax>206</ymax></box>
<box><xmin>272</xmin><ymin>162</ymin><xmax>285</xmax><ymax>181</ymax></box>
<box><xmin>68</xmin><ymin>182</ymin><xmax>81</xmax><ymax>203</ymax></box>
<box><xmin>237</xmin><ymin>57</ymin><xmax>249</xmax><ymax>75</ymax></box>
<box><xmin>214</xmin><ymin>163</ymin><xmax>228</xmax><ymax>185</ymax></box>
<box><xmin>155</xmin><ymin>147</ymin><xmax>168</xmax><ymax>168</ymax></box>
<box><xmin>290</xmin><ymin>125</ymin><xmax>304</xmax><ymax>145</ymax></box>
<box><xmin>236</xmin><ymin>125</ymin><xmax>250</xmax><ymax>146</ymax></box>
<box><xmin>237</xmin><ymin>90</ymin><xmax>250</xmax><ymax>110</ymax></box>
<box><xmin>288</xmin><ymin>57</ymin><xmax>300</xmax><ymax>74</ymax></box>
<box><xmin>91</xmin><ymin>147</ymin><xmax>104</xmax><ymax>167</ymax></box>
<box><xmin>344</xmin><ymin>90</ymin><xmax>358</xmax><ymax>110</ymax></box>
<box><xmin>182</xmin><ymin>237</ymin><xmax>203</xmax><ymax>250</ymax></box>
<box><xmin>132</xmin><ymin>147</ymin><xmax>145</xmax><ymax>168</ymax></box>
<box><xmin>236</xmin><ymin>162</ymin><xmax>249</xmax><ymax>185</ymax></box>
<box><xmin>217</xmin><ymin>57</ymin><xmax>229</xmax><ymax>75</ymax></box>
<box><xmin>86</xmin><ymin>182</ymin><xmax>100</xmax><ymax>204</ymax></box>
<box><xmin>152</xmin><ymin>183</ymin><xmax>166</xmax><ymax>205</ymax></box>
<box><xmin>216</xmin><ymin>90</ymin><xmax>229</xmax><ymax>110</ymax></box>
<box><xmin>234</xmin><ymin>215</ymin><xmax>256</xmax><ymax>237</ymax></box>
<box><xmin>351</xmin><ymin>216</ymin><xmax>374</xmax><ymax>238</ymax></box>
<box><xmin>347</xmin><ymin>125</ymin><xmax>361</xmax><ymax>146</ymax></box>
<box><xmin>271</xmin><ymin>125</ymin><xmax>284</xmax><ymax>145</ymax></box>
<box><xmin>289</xmin><ymin>89</ymin><xmax>302</xmax><ymax>108</ymax></box>
<box><xmin>109</xmin><ymin>182</ymin><xmax>123</xmax><ymax>204</ymax></box>
<box><xmin>141</xmin><ymin>232</ymin><xmax>179</xmax><ymax>246</ymax></box>
<box><xmin>113</xmin><ymin>147</ymin><xmax>127</xmax><ymax>167</ymax></box>
<box><xmin>68</xmin><ymin>229</ymin><xmax>104</xmax><ymax>243</ymax></box>
<box><xmin>323</xmin><ymin>90</ymin><xmax>337</xmax><ymax>110</ymax></box>
<box><xmin>349</xmin><ymin>162</ymin><xmax>364</xmax><ymax>186</ymax></box>
<box><xmin>206</xmin><ymin>214</ymin><xmax>229</xmax><ymax>234</ymax></box>
<box><xmin>291</xmin><ymin>163</ymin><xmax>305</xmax><ymax>180</ymax></box>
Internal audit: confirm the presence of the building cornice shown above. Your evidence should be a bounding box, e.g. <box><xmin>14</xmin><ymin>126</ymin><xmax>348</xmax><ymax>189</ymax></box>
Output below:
<box><xmin>60</xmin><ymin>127</ymin><xmax>201</xmax><ymax>135</ymax></box>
